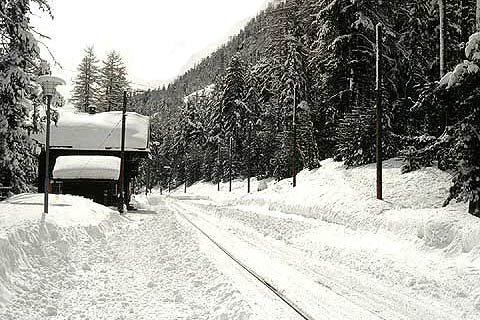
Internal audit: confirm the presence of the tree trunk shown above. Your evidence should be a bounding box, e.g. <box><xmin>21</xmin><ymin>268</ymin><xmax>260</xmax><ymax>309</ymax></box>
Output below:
<box><xmin>439</xmin><ymin>0</ymin><xmax>446</xmax><ymax>79</ymax></box>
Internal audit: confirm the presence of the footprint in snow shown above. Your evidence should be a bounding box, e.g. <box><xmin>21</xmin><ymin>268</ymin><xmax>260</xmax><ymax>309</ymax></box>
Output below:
<box><xmin>45</xmin><ymin>306</ymin><xmax>57</xmax><ymax>317</ymax></box>
<box><xmin>475</xmin><ymin>295</ymin><xmax>480</xmax><ymax>310</ymax></box>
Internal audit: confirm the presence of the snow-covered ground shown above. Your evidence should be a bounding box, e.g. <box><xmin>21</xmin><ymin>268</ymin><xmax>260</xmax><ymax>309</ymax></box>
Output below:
<box><xmin>2</xmin><ymin>158</ymin><xmax>480</xmax><ymax>319</ymax></box>
<box><xmin>0</xmin><ymin>194</ymin><xmax>302</xmax><ymax>319</ymax></box>
<box><xmin>161</xmin><ymin>158</ymin><xmax>480</xmax><ymax>319</ymax></box>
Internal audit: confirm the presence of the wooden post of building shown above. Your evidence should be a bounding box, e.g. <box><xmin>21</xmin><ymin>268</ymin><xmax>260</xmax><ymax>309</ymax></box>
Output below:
<box><xmin>118</xmin><ymin>91</ymin><xmax>127</xmax><ymax>213</ymax></box>
<box><xmin>145</xmin><ymin>164</ymin><xmax>150</xmax><ymax>196</ymax></box>
<box><xmin>376</xmin><ymin>23</ymin><xmax>383</xmax><ymax>201</ymax></box>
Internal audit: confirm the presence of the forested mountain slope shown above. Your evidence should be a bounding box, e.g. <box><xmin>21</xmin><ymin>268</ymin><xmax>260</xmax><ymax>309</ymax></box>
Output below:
<box><xmin>135</xmin><ymin>0</ymin><xmax>479</xmax><ymax>216</ymax></box>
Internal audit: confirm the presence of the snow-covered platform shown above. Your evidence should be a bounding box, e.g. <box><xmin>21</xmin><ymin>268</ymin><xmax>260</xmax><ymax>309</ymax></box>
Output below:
<box><xmin>0</xmin><ymin>195</ymin><xmax>296</xmax><ymax>320</ymax></box>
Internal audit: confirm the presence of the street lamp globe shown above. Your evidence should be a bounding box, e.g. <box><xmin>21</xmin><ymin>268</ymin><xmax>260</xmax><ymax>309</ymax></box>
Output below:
<box><xmin>37</xmin><ymin>75</ymin><xmax>65</xmax><ymax>97</ymax></box>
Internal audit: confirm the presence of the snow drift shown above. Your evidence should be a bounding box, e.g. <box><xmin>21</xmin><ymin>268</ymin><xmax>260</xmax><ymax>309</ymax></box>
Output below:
<box><xmin>171</xmin><ymin>158</ymin><xmax>480</xmax><ymax>255</ymax></box>
<box><xmin>0</xmin><ymin>194</ymin><xmax>119</xmax><ymax>306</ymax></box>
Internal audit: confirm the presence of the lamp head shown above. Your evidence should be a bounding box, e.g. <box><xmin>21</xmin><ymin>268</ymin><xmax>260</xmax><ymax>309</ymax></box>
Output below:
<box><xmin>37</xmin><ymin>75</ymin><xmax>66</xmax><ymax>96</ymax></box>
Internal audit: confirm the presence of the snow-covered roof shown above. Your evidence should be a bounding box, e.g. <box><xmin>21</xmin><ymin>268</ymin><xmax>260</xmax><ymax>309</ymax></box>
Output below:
<box><xmin>53</xmin><ymin>155</ymin><xmax>121</xmax><ymax>180</ymax></box>
<box><xmin>33</xmin><ymin>110</ymin><xmax>149</xmax><ymax>151</ymax></box>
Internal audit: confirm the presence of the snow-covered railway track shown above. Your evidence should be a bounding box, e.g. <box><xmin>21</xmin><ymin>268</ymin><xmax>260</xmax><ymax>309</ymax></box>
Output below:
<box><xmin>164</xmin><ymin>196</ymin><xmax>464</xmax><ymax>320</ymax></box>
<box><xmin>173</xmin><ymin>206</ymin><xmax>317</xmax><ymax>320</ymax></box>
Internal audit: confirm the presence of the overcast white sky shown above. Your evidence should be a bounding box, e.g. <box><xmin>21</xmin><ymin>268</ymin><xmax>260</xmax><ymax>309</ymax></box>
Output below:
<box><xmin>32</xmin><ymin>0</ymin><xmax>269</xmax><ymax>99</ymax></box>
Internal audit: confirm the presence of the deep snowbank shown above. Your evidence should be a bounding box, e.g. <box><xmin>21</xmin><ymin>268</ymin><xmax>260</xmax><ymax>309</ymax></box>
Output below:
<box><xmin>0</xmin><ymin>194</ymin><xmax>119</xmax><ymax>306</ymax></box>
<box><xmin>172</xmin><ymin>158</ymin><xmax>480</xmax><ymax>255</ymax></box>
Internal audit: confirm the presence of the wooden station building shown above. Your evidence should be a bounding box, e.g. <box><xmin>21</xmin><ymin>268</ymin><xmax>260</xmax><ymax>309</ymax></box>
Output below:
<box><xmin>33</xmin><ymin>109</ymin><xmax>150</xmax><ymax>208</ymax></box>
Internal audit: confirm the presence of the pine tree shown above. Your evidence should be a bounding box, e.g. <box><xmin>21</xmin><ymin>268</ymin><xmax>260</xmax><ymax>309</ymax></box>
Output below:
<box><xmin>0</xmin><ymin>0</ymin><xmax>49</xmax><ymax>193</ymax></box>
<box><xmin>99</xmin><ymin>51</ymin><xmax>129</xmax><ymax>112</ymax></box>
<box><xmin>314</xmin><ymin>0</ymin><xmax>400</xmax><ymax>166</ymax></box>
<box><xmin>271</xmin><ymin>0</ymin><xmax>319</xmax><ymax>178</ymax></box>
<box><xmin>220</xmin><ymin>53</ymin><xmax>250</xmax><ymax>177</ymax></box>
<box><xmin>405</xmin><ymin>32</ymin><xmax>480</xmax><ymax>216</ymax></box>
<box><xmin>71</xmin><ymin>46</ymin><xmax>100</xmax><ymax>112</ymax></box>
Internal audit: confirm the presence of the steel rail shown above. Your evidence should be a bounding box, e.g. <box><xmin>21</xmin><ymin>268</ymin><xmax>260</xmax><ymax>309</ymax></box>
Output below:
<box><xmin>171</xmin><ymin>203</ymin><xmax>317</xmax><ymax>320</ymax></box>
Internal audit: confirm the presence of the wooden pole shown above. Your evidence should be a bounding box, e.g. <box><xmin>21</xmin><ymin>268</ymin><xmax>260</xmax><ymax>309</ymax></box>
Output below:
<box><xmin>439</xmin><ymin>0</ymin><xmax>446</xmax><ymax>78</ymax></box>
<box><xmin>118</xmin><ymin>91</ymin><xmax>127</xmax><ymax>213</ymax></box>
<box><xmin>376</xmin><ymin>23</ymin><xmax>383</xmax><ymax>201</ymax></box>
<box><xmin>477</xmin><ymin>0</ymin><xmax>480</xmax><ymax>32</ymax></box>
<box><xmin>229</xmin><ymin>136</ymin><xmax>232</xmax><ymax>192</ymax></box>
<box><xmin>146</xmin><ymin>107</ymin><xmax>152</xmax><ymax>196</ymax></box>
<box><xmin>292</xmin><ymin>84</ymin><xmax>297</xmax><ymax>188</ymax></box>
<box><xmin>184</xmin><ymin>152</ymin><xmax>187</xmax><ymax>194</ymax></box>
<box><xmin>217</xmin><ymin>141</ymin><xmax>221</xmax><ymax>192</ymax></box>
<box><xmin>247</xmin><ymin>122</ymin><xmax>252</xmax><ymax>193</ymax></box>
<box><xmin>184</xmin><ymin>135</ymin><xmax>187</xmax><ymax>194</ymax></box>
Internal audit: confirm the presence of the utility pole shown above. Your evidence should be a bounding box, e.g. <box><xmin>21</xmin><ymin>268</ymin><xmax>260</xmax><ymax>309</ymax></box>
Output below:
<box><xmin>108</xmin><ymin>82</ymin><xmax>112</xmax><ymax>112</ymax></box>
<box><xmin>145</xmin><ymin>105</ymin><xmax>152</xmax><ymax>196</ymax></box>
<box><xmin>247</xmin><ymin>121</ymin><xmax>253</xmax><ymax>193</ymax></box>
<box><xmin>477</xmin><ymin>0</ymin><xmax>480</xmax><ymax>32</ymax></box>
<box><xmin>184</xmin><ymin>144</ymin><xmax>187</xmax><ymax>194</ymax></box>
<box><xmin>164</xmin><ymin>165</ymin><xmax>171</xmax><ymax>193</ymax></box>
<box><xmin>229</xmin><ymin>136</ymin><xmax>233</xmax><ymax>192</ymax></box>
<box><xmin>292</xmin><ymin>83</ymin><xmax>297</xmax><ymax>188</ymax></box>
<box><xmin>376</xmin><ymin>23</ymin><xmax>383</xmax><ymax>201</ymax></box>
<box><xmin>439</xmin><ymin>0</ymin><xmax>446</xmax><ymax>78</ymax></box>
<box><xmin>217</xmin><ymin>140</ymin><xmax>221</xmax><ymax>192</ymax></box>
<box><xmin>119</xmin><ymin>91</ymin><xmax>127</xmax><ymax>213</ymax></box>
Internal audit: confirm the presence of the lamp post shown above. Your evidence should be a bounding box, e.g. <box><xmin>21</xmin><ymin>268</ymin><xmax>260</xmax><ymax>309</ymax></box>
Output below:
<box><xmin>37</xmin><ymin>75</ymin><xmax>65</xmax><ymax>218</ymax></box>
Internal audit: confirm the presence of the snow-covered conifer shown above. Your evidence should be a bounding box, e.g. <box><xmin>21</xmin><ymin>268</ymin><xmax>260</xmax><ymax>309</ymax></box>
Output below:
<box><xmin>99</xmin><ymin>51</ymin><xmax>129</xmax><ymax>112</ymax></box>
<box><xmin>0</xmin><ymin>0</ymin><xmax>50</xmax><ymax>192</ymax></box>
<box><xmin>71</xmin><ymin>46</ymin><xmax>101</xmax><ymax>112</ymax></box>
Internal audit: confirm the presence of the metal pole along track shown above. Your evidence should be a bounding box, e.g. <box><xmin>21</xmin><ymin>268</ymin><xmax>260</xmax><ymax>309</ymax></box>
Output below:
<box><xmin>174</xmin><ymin>208</ymin><xmax>317</xmax><ymax>320</ymax></box>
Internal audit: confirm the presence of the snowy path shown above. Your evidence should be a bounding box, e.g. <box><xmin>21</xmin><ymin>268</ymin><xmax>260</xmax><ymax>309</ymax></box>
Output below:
<box><xmin>164</xmin><ymin>195</ymin><xmax>478</xmax><ymax>320</ymax></box>
<box><xmin>0</xmin><ymin>199</ymin><xmax>302</xmax><ymax>320</ymax></box>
